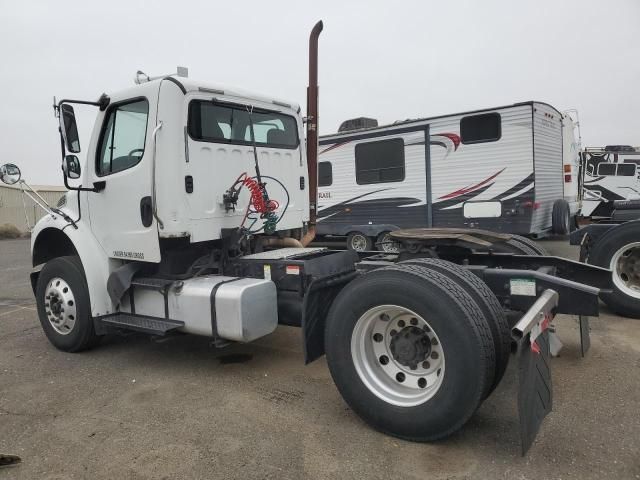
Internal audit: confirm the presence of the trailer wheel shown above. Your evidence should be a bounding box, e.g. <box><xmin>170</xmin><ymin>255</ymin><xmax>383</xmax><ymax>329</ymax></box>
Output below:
<box><xmin>399</xmin><ymin>258</ymin><xmax>510</xmax><ymax>398</ymax></box>
<box><xmin>347</xmin><ymin>232</ymin><xmax>373</xmax><ymax>252</ymax></box>
<box><xmin>589</xmin><ymin>221</ymin><xmax>640</xmax><ymax>318</ymax></box>
<box><xmin>325</xmin><ymin>264</ymin><xmax>495</xmax><ymax>441</ymax></box>
<box><xmin>552</xmin><ymin>199</ymin><xmax>571</xmax><ymax>235</ymax></box>
<box><xmin>35</xmin><ymin>256</ymin><xmax>99</xmax><ymax>352</ymax></box>
<box><xmin>376</xmin><ymin>231</ymin><xmax>399</xmax><ymax>253</ymax></box>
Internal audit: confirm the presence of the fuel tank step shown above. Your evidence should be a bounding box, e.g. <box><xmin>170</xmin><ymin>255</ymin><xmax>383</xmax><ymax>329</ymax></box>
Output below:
<box><xmin>98</xmin><ymin>314</ymin><xmax>184</xmax><ymax>335</ymax></box>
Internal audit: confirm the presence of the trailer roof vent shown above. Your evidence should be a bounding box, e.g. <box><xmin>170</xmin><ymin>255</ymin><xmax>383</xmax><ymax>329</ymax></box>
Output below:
<box><xmin>605</xmin><ymin>145</ymin><xmax>636</xmax><ymax>152</ymax></box>
<box><xmin>338</xmin><ymin>117</ymin><xmax>378</xmax><ymax>132</ymax></box>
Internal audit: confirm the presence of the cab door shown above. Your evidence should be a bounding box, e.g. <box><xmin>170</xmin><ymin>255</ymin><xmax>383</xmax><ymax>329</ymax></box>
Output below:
<box><xmin>87</xmin><ymin>94</ymin><xmax>161</xmax><ymax>262</ymax></box>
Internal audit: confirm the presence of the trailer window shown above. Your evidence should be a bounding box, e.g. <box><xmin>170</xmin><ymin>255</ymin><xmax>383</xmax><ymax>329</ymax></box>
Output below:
<box><xmin>97</xmin><ymin>99</ymin><xmax>149</xmax><ymax>176</ymax></box>
<box><xmin>188</xmin><ymin>100</ymin><xmax>299</xmax><ymax>149</ymax></box>
<box><xmin>318</xmin><ymin>161</ymin><xmax>332</xmax><ymax>187</ymax></box>
<box><xmin>596</xmin><ymin>163</ymin><xmax>616</xmax><ymax>176</ymax></box>
<box><xmin>355</xmin><ymin>139</ymin><xmax>405</xmax><ymax>185</ymax></box>
<box><xmin>617</xmin><ymin>163</ymin><xmax>636</xmax><ymax>176</ymax></box>
<box><xmin>460</xmin><ymin>113</ymin><xmax>501</xmax><ymax>144</ymax></box>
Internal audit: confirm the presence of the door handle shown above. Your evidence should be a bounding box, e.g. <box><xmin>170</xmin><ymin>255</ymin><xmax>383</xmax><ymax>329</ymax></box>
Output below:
<box><xmin>140</xmin><ymin>196</ymin><xmax>153</xmax><ymax>227</ymax></box>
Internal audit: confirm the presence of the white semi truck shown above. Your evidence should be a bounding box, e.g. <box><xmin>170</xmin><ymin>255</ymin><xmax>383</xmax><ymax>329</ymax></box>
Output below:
<box><xmin>0</xmin><ymin>22</ymin><xmax>612</xmax><ymax>453</ymax></box>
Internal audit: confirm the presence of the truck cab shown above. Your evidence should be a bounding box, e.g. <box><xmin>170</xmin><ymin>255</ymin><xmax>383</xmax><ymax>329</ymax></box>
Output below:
<box><xmin>65</xmin><ymin>76</ymin><xmax>309</xmax><ymax>262</ymax></box>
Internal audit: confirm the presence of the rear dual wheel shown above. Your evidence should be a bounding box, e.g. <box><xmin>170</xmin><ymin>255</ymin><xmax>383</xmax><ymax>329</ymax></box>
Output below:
<box><xmin>325</xmin><ymin>262</ymin><xmax>497</xmax><ymax>441</ymax></box>
<box><xmin>493</xmin><ymin>234</ymin><xmax>547</xmax><ymax>256</ymax></box>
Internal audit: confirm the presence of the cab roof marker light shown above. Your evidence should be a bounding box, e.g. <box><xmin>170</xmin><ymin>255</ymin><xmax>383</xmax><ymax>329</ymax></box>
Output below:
<box><xmin>272</xmin><ymin>100</ymin><xmax>292</xmax><ymax>109</ymax></box>
<box><xmin>198</xmin><ymin>87</ymin><xmax>225</xmax><ymax>95</ymax></box>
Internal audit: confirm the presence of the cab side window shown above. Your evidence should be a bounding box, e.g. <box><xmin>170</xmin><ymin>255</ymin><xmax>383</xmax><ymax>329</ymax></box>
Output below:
<box><xmin>97</xmin><ymin>99</ymin><xmax>149</xmax><ymax>176</ymax></box>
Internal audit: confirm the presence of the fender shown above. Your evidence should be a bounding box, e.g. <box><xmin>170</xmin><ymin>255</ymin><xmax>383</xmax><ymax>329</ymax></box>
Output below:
<box><xmin>31</xmin><ymin>214</ymin><xmax>120</xmax><ymax>317</ymax></box>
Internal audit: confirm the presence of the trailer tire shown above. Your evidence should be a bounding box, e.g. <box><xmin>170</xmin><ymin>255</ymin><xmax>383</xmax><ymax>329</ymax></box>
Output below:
<box><xmin>589</xmin><ymin>221</ymin><xmax>640</xmax><ymax>318</ymax></box>
<box><xmin>35</xmin><ymin>256</ymin><xmax>100</xmax><ymax>352</ymax></box>
<box><xmin>399</xmin><ymin>258</ymin><xmax>510</xmax><ymax>398</ymax></box>
<box><xmin>376</xmin><ymin>231</ymin><xmax>399</xmax><ymax>253</ymax></box>
<box><xmin>325</xmin><ymin>263</ymin><xmax>495</xmax><ymax>441</ymax></box>
<box><xmin>347</xmin><ymin>232</ymin><xmax>373</xmax><ymax>252</ymax></box>
<box><xmin>552</xmin><ymin>199</ymin><xmax>571</xmax><ymax>235</ymax></box>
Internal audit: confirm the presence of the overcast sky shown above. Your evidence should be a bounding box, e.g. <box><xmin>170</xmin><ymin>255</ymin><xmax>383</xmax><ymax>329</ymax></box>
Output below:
<box><xmin>1</xmin><ymin>0</ymin><xmax>638</xmax><ymax>185</ymax></box>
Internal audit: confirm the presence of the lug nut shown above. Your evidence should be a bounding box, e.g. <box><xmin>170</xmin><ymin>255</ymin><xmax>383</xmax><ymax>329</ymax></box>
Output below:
<box><xmin>422</xmin><ymin>325</ymin><xmax>431</xmax><ymax>332</ymax></box>
<box><xmin>422</xmin><ymin>361</ymin><xmax>430</xmax><ymax>369</ymax></box>
<box><xmin>410</xmin><ymin>318</ymin><xmax>418</xmax><ymax>326</ymax></box>
<box><xmin>398</xmin><ymin>320</ymin><xmax>405</xmax><ymax>328</ymax></box>
<box><xmin>395</xmin><ymin>372</ymin><xmax>405</xmax><ymax>383</ymax></box>
<box><xmin>379</xmin><ymin>355</ymin><xmax>389</xmax><ymax>365</ymax></box>
<box><xmin>431</xmin><ymin>338</ymin><xmax>439</xmax><ymax>346</ymax></box>
<box><xmin>380</xmin><ymin>313</ymin><xmax>390</xmax><ymax>322</ymax></box>
<box><xmin>373</xmin><ymin>333</ymin><xmax>383</xmax><ymax>343</ymax></box>
<box><xmin>418</xmin><ymin>378</ymin><xmax>427</xmax><ymax>388</ymax></box>
<box><xmin>431</xmin><ymin>352</ymin><xmax>439</xmax><ymax>360</ymax></box>
<box><xmin>390</xmin><ymin>329</ymin><xmax>397</xmax><ymax>336</ymax></box>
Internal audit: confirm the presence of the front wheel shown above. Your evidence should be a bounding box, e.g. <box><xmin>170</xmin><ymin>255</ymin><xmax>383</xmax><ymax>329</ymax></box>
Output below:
<box><xmin>325</xmin><ymin>263</ymin><xmax>495</xmax><ymax>441</ymax></box>
<box><xmin>35</xmin><ymin>256</ymin><xmax>100</xmax><ymax>352</ymax></box>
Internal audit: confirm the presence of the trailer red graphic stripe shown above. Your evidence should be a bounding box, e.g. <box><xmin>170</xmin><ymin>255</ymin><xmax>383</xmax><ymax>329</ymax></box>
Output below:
<box><xmin>438</xmin><ymin>168</ymin><xmax>506</xmax><ymax>200</ymax></box>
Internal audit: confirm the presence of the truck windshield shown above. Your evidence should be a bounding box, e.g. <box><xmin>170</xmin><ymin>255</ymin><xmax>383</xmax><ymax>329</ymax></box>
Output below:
<box><xmin>188</xmin><ymin>100</ymin><xmax>299</xmax><ymax>149</ymax></box>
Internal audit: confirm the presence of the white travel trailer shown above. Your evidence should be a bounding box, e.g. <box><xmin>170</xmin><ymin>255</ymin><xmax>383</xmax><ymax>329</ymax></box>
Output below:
<box><xmin>316</xmin><ymin>102</ymin><xmax>581</xmax><ymax>250</ymax></box>
<box><xmin>580</xmin><ymin>145</ymin><xmax>640</xmax><ymax>218</ymax></box>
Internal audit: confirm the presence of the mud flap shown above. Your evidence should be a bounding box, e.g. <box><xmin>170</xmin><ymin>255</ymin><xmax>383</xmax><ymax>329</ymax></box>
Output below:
<box><xmin>516</xmin><ymin>328</ymin><xmax>552</xmax><ymax>455</ymax></box>
<box><xmin>512</xmin><ymin>289</ymin><xmax>558</xmax><ymax>455</ymax></box>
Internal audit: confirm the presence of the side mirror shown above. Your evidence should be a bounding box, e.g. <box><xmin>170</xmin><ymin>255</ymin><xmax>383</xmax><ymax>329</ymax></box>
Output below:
<box><xmin>63</xmin><ymin>155</ymin><xmax>81</xmax><ymax>179</ymax></box>
<box><xmin>59</xmin><ymin>104</ymin><xmax>81</xmax><ymax>153</ymax></box>
<box><xmin>0</xmin><ymin>163</ymin><xmax>21</xmax><ymax>185</ymax></box>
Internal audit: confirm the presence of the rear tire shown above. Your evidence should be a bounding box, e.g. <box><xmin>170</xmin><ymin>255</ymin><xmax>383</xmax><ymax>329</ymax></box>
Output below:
<box><xmin>552</xmin><ymin>199</ymin><xmax>571</xmax><ymax>235</ymax></box>
<box><xmin>508</xmin><ymin>235</ymin><xmax>547</xmax><ymax>255</ymax></box>
<box><xmin>399</xmin><ymin>258</ymin><xmax>510</xmax><ymax>397</ymax></box>
<box><xmin>35</xmin><ymin>256</ymin><xmax>99</xmax><ymax>352</ymax></box>
<box><xmin>325</xmin><ymin>263</ymin><xmax>495</xmax><ymax>441</ymax></box>
<box><xmin>589</xmin><ymin>221</ymin><xmax>640</xmax><ymax>318</ymax></box>
<box><xmin>347</xmin><ymin>232</ymin><xmax>373</xmax><ymax>252</ymax></box>
<box><xmin>493</xmin><ymin>235</ymin><xmax>546</xmax><ymax>255</ymax></box>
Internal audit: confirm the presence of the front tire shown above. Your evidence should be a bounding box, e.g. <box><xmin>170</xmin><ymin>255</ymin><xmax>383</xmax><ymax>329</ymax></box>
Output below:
<box><xmin>36</xmin><ymin>256</ymin><xmax>99</xmax><ymax>352</ymax></box>
<box><xmin>325</xmin><ymin>263</ymin><xmax>495</xmax><ymax>441</ymax></box>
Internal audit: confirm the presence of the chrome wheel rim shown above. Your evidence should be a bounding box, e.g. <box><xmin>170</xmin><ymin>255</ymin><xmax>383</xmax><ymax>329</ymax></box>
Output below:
<box><xmin>351</xmin><ymin>305</ymin><xmax>445</xmax><ymax>407</ymax></box>
<box><xmin>350</xmin><ymin>234</ymin><xmax>368</xmax><ymax>251</ymax></box>
<box><xmin>379</xmin><ymin>233</ymin><xmax>399</xmax><ymax>253</ymax></box>
<box><xmin>44</xmin><ymin>277</ymin><xmax>77</xmax><ymax>335</ymax></box>
<box><xmin>611</xmin><ymin>242</ymin><xmax>640</xmax><ymax>300</ymax></box>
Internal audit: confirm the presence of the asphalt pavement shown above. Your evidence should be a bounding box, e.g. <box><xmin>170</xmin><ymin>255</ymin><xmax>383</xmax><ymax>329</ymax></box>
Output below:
<box><xmin>0</xmin><ymin>238</ymin><xmax>638</xmax><ymax>479</ymax></box>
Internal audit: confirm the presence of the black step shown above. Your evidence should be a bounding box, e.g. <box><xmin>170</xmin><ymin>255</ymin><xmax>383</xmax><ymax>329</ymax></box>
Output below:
<box><xmin>130</xmin><ymin>277</ymin><xmax>176</xmax><ymax>291</ymax></box>
<box><xmin>99</xmin><ymin>314</ymin><xmax>184</xmax><ymax>335</ymax></box>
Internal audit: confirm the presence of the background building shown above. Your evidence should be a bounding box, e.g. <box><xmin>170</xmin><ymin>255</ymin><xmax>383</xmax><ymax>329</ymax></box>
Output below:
<box><xmin>0</xmin><ymin>184</ymin><xmax>66</xmax><ymax>233</ymax></box>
